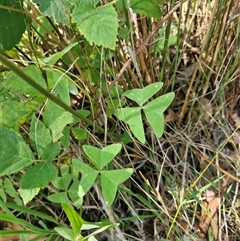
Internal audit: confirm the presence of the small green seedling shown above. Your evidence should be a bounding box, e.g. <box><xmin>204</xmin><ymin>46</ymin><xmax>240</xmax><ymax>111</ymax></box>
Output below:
<box><xmin>115</xmin><ymin>82</ymin><xmax>175</xmax><ymax>143</ymax></box>
<box><xmin>72</xmin><ymin>143</ymin><xmax>133</xmax><ymax>206</ymax></box>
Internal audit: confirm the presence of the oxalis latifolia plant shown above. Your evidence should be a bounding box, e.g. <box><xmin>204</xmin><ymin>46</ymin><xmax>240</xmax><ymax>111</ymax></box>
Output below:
<box><xmin>115</xmin><ymin>82</ymin><xmax>175</xmax><ymax>143</ymax></box>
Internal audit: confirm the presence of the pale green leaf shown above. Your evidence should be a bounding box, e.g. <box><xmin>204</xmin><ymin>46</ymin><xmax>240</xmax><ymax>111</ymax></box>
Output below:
<box><xmin>68</xmin><ymin>80</ymin><xmax>78</xmax><ymax>95</ymax></box>
<box><xmin>43</xmin><ymin>101</ymin><xmax>73</xmax><ymax>142</ymax></box>
<box><xmin>0</xmin><ymin>127</ymin><xmax>33</xmax><ymax>177</ymax></box>
<box><xmin>19</xmin><ymin>188</ymin><xmax>40</xmax><ymax>205</ymax></box>
<box><xmin>44</xmin><ymin>42</ymin><xmax>78</xmax><ymax>65</ymax></box>
<box><xmin>30</xmin><ymin>112</ymin><xmax>61</xmax><ymax>161</ymax></box>
<box><xmin>30</xmin><ymin>115</ymin><xmax>52</xmax><ymax>158</ymax></box>
<box><xmin>72</xmin><ymin>159</ymin><xmax>98</xmax><ymax>197</ymax></box>
<box><xmin>20</xmin><ymin>162</ymin><xmax>57</xmax><ymax>189</ymax></box>
<box><xmin>32</xmin><ymin>0</ymin><xmax>71</xmax><ymax>25</ymax></box>
<box><xmin>52</xmin><ymin>174</ymin><xmax>72</xmax><ymax>190</ymax></box>
<box><xmin>101</xmin><ymin>168</ymin><xmax>133</xmax><ymax>206</ymax></box>
<box><xmin>3</xmin><ymin>66</ymin><xmax>47</xmax><ymax>97</ymax></box>
<box><xmin>68</xmin><ymin>181</ymin><xmax>83</xmax><ymax>207</ymax></box>
<box><xmin>0</xmin><ymin>0</ymin><xmax>26</xmax><ymax>51</ymax></box>
<box><xmin>4</xmin><ymin>178</ymin><xmax>18</xmax><ymax>198</ymax></box>
<box><xmin>143</xmin><ymin>92</ymin><xmax>175</xmax><ymax>137</ymax></box>
<box><xmin>115</xmin><ymin>107</ymin><xmax>145</xmax><ymax>143</ymax></box>
<box><xmin>83</xmin><ymin>144</ymin><xmax>122</xmax><ymax>170</ymax></box>
<box><xmin>72</xmin><ymin>4</ymin><xmax>118</xmax><ymax>49</ymax></box>
<box><xmin>78</xmin><ymin>173</ymin><xmax>98</xmax><ymax>198</ymax></box>
<box><xmin>55</xmin><ymin>227</ymin><xmax>75</xmax><ymax>241</ymax></box>
<box><xmin>123</xmin><ymin>82</ymin><xmax>163</xmax><ymax>106</ymax></box>
<box><xmin>47</xmin><ymin>192</ymin><xmax>69</xmax><ymax>203</ymax></box>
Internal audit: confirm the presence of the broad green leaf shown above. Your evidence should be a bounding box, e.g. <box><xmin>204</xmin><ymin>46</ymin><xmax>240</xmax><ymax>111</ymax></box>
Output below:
<box><xmin>48</xmin><ymin>192</ymin><xmax>69</xmax><ymax>203</ymax></box>
<box><xmin>62</xmin><ymin>203</ymin><xmax>84</xmax><ymax>236</ymax></box>
<box><xmin>55</xmin><ymin>227</ymin><xmax>75</xmax><ymax>241</ymax></box>
<box><xmin>72</xmin><ymin>4</ymin><xmax>118</xmax><ymax>49</ymax></box>
<box><xmin>19</xmin><ymin>188</ymin><xmax>40</xmax><ymax>205</ymax></box>
<box><xmin>83</xmin><ymin>144</ymin><xmax>122</xmax><ymax>170</ymax></box>
<box><xmin>116</xmin><ymin>0</ymin><xmax>163</xmax><ymax>19</ymax></box>
<box><xmin>131</xmin><ymin>0</ymin><xmax>162</xmax><ymax>19</ymax></box>
<box><xmin>20</xmin><ymin>162</ymin><xmax>57</xmax><ymax>189</ymax></box>
<box><xmin>41</xmin><ymin>142</ymin><xmax>61</xmax><ymax>161</ymax></box>
<box><xmin>30</xmin><ymin>114</ymin><xmax>61</xmax><ymax>161</ymax></box>
<box><xmin>143</xmin><ymin>92</ymin><xmax>175</xmax><ymax>137</ymax></box>
<box><xmin>44</xmin><ymin>42</ymin><xmax>78</xmax><ymax>65</ymax></box>
<box><xmin>3</xmin><ymin>66</ymin><xmax>47</xmax><ymax>97</ymax></box>
<box><xmin>123</xmin><ymin>82</ymin><xmax>163</xmax><ymax>106</ymax></box>
<box><xmin>43</xmin><ymin>101</ymin><xmax>73</xmax><ymax>142</ymax></box>
<box><xmin>115</xmin><ymin>107</ymin><xmax>145</xmax><ymax>143</ymax></box>
<box><xmin>30</xmin><ymin>115</ymin><xmax>52</xmax><ymax>158</ymax></box>
<box><xmin>71</xmin><ymin>127</ymin><xmax>88</xmax><ymax>140</ymax></box>
<box><xmin>101</xmin><ymin>168</ymin><xmax>133</xmax><ymax>206</ymax></box>
<box><xmin>32</xmin><ymin>0</ymin><xmax>71</xmax><ymax>25</ymax></box>
<box><xmin>0</xmin><ymin>0</ymin><xmax>26</xmax><ymax>51</ymax></box>
<box><xmin>72</xmin><ymin>159</ymin><xmax>98</xmax><ymax>197</ymax></box>
<box><xmin>0</xmin><ymin>99</ymin><xmax>39</xmax><ymax>129</ymax></box>
<box><xmin>0</xmin><ymin>127</ymin><xmax>33</xmax><ymax>177</ymax></box>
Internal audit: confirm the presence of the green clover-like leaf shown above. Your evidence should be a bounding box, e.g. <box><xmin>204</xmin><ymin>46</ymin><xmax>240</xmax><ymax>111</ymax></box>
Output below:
<box><xmin>143</xmin><ymin>92</ymin><xmax>175</xmax><ymax>137</ymax></box>
<box><xmin>123</xmin><ymin>82</ymin><xmax>163</xmax><ymax>106</ymax></box>
<box><xmin>83</xmin><ymin>144</ymin><xmax>122</xmax><ymax>170</ymax></box>
<box><xmin>101</xmin><ymin>168</ymin><xmax>133</xmax><ymax>206</ymax></box>
<box><xmin>72</xmin><ymin>159</ymin><xmax>98</xmax><ymax>197</ymax></box>
<box><xmin>115</xmin><ymin>107</ymin><xmax>145</xmax><ymax>143</ymax></box>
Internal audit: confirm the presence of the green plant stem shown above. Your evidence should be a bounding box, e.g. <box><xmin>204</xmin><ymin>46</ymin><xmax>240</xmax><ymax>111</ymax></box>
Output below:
<box><xmin>0</xmin><ymin>54</ymin><xmax>116</xmax><ymax>140</ymax></box>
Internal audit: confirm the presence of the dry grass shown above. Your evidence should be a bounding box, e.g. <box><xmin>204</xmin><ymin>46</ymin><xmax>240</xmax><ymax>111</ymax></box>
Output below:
<box><xmin>99</xmin><ymin>0</ymin><xmax>240</xmax><ymax>240</ymax></box>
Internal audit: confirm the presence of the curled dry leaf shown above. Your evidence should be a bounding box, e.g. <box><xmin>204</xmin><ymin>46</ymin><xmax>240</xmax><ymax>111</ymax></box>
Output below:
<box><xmin>199</xmin><ymin>190</ymin><xmax>219</xmax><ymax>238</ymax></box>
<box><xmin>198</xmin><ymin>177</ymin><xmax>229</xmax><ymax>239</ymax></box>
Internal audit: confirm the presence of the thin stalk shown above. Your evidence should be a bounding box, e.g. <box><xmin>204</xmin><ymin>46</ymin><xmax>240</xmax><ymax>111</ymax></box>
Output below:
<box><xmin>0</xmin><ymin>54</ymin><xmax>116</xmax><ymax>140</ymax></box>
